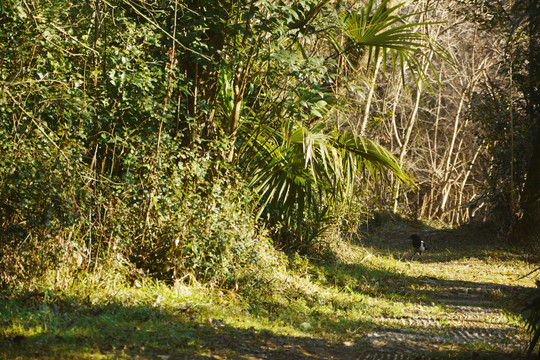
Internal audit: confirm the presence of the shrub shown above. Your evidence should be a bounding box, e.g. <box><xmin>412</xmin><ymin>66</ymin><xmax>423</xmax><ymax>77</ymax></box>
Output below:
<box><xmin>0</xmin><ymin>133</ymin><xmax>89</xmax><ymax>288</ymax></box>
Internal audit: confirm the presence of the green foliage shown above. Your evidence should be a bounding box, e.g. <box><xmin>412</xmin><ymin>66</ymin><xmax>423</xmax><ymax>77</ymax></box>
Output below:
<box><xmin>0</xmin><ymin>0</ymin><xmax>446</xmax><ymax>286</ymax></box>
<box><xmin>0</xmin><ymin>125</ymin><xmax>89</xmax><ymax>288</ymax></box>
<box><xmin>215</xmin><ymin>0</ymin><xmax>443</xmax><ymax>249</ymax></box>
<box><xmin>467</xmin><ymin>91</ymin><xmax>532</xmax><ymax>224</ymax></box>
<box><xmin>464</xmin><ymin>0</ymin><xmax>539</xmax><ymax>234</ymax></box>
<box><xmin>0</xmin><ymin>0</ymin><xmax>265</xmax><ymax>287</ymax></box>
<box><xmin>126</xmin><ymin>158</ymin><xmax>271</xmax><ymax>284</ymax></box>
<box><xmin>336</xmin><ymin>0</ymin><xmax>447</xmax><ymax>90</ymax></box>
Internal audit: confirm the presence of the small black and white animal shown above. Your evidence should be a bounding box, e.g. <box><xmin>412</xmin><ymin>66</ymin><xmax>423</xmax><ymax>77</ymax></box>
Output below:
<box><xmin>410</xmin><ymin>234</ymin><xmax>426</xmax><ymax>255</ymax></box>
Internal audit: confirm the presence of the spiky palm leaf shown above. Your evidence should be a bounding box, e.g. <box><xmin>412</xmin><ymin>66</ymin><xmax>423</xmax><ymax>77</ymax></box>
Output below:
<box><xmin>244</xmin><ymin>120</ymin><xmax>412</xmax><ymax>232</ymax></box>
<box><xmin>334</xmin><ymin>0</ymin><xmax>449</xmax><ymax>91</ymax></box>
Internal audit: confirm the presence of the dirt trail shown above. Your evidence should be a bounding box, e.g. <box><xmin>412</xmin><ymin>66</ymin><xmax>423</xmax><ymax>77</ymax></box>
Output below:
<box><xmin>350</xmin><ymin>228</ymin><xmax>533</xmax><ymax>359</ymax></box>
<box><xmin>203</xmin><ymin>279</ymin><xmax>530</xmax><ymax>359</ymax></box>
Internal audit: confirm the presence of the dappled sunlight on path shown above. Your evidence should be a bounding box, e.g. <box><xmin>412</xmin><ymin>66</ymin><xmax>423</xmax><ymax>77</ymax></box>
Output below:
<box><xmin>349</xmin><ymin>223</ymin><xmax>536</xmax><ymax>359</ymax></box>
<box><xmin>1</xmin><ymin>224</ymin><xmax>536</xmax><ymax>359</ymax></box>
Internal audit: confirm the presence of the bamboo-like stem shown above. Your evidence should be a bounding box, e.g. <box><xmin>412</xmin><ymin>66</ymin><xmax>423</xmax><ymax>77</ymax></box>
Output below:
<box><xmin>391</xmin><ymin>78</ymin><xmax>403</xmax><ymax>148</ymax></box>
<box><xmin>360</xmin><ymin>56</ymin><xmax>383</xmax><ymax>135</ymax></box>
<box><xmin>457</xmin><ymin>144</ymin><xmax>482</xmax><ymax>222</ymax></box>
<box><xmin>393</xmin><ymin>80</ymin><xmax>423</xmax><ymax>212</ymax></box>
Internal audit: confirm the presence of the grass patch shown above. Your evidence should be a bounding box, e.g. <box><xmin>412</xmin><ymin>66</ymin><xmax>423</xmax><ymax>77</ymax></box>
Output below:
<box><xmin>1</xmin><ymin>222</ymin><xmax>537</xmax><ymax>359</ymax></box>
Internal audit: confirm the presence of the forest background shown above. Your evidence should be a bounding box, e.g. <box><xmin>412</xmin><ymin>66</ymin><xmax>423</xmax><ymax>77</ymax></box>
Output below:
<box><xmin>0</xmin><ymin>0</ymin><xmax>539</xmax><ymax>295</ymax></box>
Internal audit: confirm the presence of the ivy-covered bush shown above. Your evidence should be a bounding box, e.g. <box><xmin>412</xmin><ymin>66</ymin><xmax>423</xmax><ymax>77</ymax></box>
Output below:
<box><xmin>114</xmin><ymin>151</ymin><xmax>272</xmax><ymax>284</ymax></box>
<box><xmin>467</xmin><ymin>90</ymin><xmax>534</xmax><ymax>229</ymax></box>
<box><xmin>0</xmin><ymin>0</ymin><xmax>271</xmax><ymax>287</ymax></box>
<box><xmin>0</xmin><ymin>131</ymin><xmax>89</xmax><ymax>287</ymax></box>
<box><xmin>0</xmin><ymin>126</ymin><xmax>268</xmax><ymax>287</ymax></box>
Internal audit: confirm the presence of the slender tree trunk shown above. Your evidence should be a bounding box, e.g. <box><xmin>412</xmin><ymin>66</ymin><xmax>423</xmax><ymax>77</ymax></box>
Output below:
<box><xmin>390</xmin><ymin>78</ymin><xmax>403</xmax><ymax>148</ymax></box>
<box><xmin>393</xmin><ymin>83</ymin><xmax>422</xmax><ymax>212</ymax></box>
<box><xmin>360</xmin><ymin>56</ymin><xmax>383</xmax><ymax>135</ymax></box>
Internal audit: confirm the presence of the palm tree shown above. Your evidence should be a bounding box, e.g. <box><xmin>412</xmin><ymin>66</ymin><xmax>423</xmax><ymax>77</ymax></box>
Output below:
<box><xmin>242</xmin><ymin>119</ymin><xmax>412</xmax><ymax>248</ymax></box>
<box><xmin>215</xmin><ymin>0</ymin><xmax>446</xmax><ymax>248</ymax></box>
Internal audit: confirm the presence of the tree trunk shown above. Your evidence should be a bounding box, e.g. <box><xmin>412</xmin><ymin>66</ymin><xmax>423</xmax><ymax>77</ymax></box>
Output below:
<box><xmin>510</xmin><ymin>0</ymin><xmax>540</xmax><ymax>245</ymax></box>
<box><xmin>511</xmin><ymin>128</ymin><xmax>540</xmax><ymax>244</ymax></box>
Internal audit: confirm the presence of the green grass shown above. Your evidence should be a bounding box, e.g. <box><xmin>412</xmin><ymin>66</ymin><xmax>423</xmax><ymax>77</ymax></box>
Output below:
<box><xmin>1</xmin><ymin>222</ymin><xmax>537</xmax><ymax>359</ymax></box>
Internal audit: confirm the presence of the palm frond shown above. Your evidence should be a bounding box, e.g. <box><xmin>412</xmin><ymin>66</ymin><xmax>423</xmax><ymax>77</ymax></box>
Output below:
<box><xmin>335</xmin><ymin>0</ymin><xmax>451</xmax><ymax>92</ymax></box>
<box><xmin>242</xmin><ymin>120</ymin><xmax>412</xmax><ymax>225</ymax></box>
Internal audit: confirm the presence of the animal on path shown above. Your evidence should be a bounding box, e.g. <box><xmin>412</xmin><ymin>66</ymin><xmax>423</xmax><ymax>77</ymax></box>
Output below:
<box><xmin>410</xmin><ymin>234</ymin><xmax>426</xmax><ymax>255</ymax></box>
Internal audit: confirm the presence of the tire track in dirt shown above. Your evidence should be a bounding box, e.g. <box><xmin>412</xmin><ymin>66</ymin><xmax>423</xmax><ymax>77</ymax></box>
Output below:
<box><xmin>356</xmin><ymin>281</ymin><xmax>529</xmax><ymax>359</ymax></box>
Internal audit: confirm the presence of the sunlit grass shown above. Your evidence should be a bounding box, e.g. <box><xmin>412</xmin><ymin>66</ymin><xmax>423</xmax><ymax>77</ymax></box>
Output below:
<box><xmin>0</xmin><ymin>222</ymin><xmax>536</xmax><ymax>358</ymax></box>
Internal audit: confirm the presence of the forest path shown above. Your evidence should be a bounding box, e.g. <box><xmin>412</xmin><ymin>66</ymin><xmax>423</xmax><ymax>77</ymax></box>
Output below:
<box><xmin>355</xmin><ymin>280</ymin><xmax>525</xmax><ymax>359</ymax></box>
<box><xmin>202</xmin><ymin>280</ymin><xmax>525</xmax><ymax>360</ymax></box>
<box><xmin>202</xmin><ymin>225</ymin><xmax>535</xmax><ymax>360</ymax></box>
<box><xmin>347</xmin><ymin>224</ymin><xmax>534</xmax><ymax>359</ymax></box>
<box><xmin>203</xmin><ymin>275</ymin><xmax>529</xmax><ymax>360</ymax></box>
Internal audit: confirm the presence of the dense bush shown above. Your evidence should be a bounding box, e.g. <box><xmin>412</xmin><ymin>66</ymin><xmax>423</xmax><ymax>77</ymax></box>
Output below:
<box><xmin>0</xmin><ymin>131</ymin><xmax>89</xmax><ymax>287</ymax></box>
<box><xmin>466</xmin><ymin>90</ymin><xmax>534</xmax><ymax>229</ymax></box>
<box><xmin>0</xmin><ymin>125</ymin><xmax>268</xmax><ymax>287</ymax></box>
<box><xmin>118</xmin><ymin>155</ymin><xmax>271</xmax><ymax>284</ymax></box>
